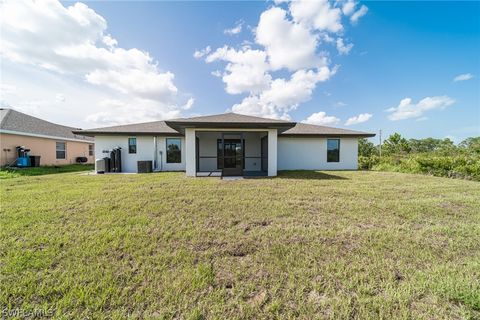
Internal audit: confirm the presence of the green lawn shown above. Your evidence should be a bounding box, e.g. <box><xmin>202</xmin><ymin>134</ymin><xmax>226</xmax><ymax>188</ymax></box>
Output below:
<box><xmin>0</xmin><ymin>164</ymin><xmax>94</xmax><ymax>179</ymax></box>
<box><xmin>0</xmin><ymin>171</ymin><xmax>479</xmax><ymax>319</ymax></box>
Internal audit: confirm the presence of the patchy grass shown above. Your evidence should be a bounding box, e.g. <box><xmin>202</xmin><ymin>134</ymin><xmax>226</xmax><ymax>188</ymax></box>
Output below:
<box><xmin>0</xmin><ymin>171</ymin><xmax>479</xmax><ymax>319</ymax></box>
<box><xmin>0</xmin><ymin>164</ymin><xmax>93</xmax><ymax>179</ymax></box>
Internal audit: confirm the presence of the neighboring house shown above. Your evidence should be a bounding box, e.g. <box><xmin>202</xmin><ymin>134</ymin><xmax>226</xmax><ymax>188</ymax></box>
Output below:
<box><xmin>76</xmin><ymin>113</ymin><xmax>375</xmax><ymax>177</ymax></box>
<box><xmin>0</xmin><ymin>108</ymin><xmax>94</xmax><ymax>166</ymax></box>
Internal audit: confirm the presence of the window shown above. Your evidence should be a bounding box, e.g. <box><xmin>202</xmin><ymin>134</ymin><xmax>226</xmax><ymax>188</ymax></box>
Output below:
<box><xmin>327</xmin><ymin>139</ymin><xmax>340</xmax><ymax>162</ymax></box>
<box><xmin>166</xmin><ymin>138</ymin><xmax>181</xmax><ymax>163</ymax></box>
<box><xmin>128</xmin><ymin>138</ymin><xmax>137</xmax><ymax>154</ymax></box>
<box><xmin>56</xmin><ymin>142</ymin><xmax>66</xmax><ymax>159</ymax></box>
<box><xmin>88</xmin><ymin>144</ymin><xmax>94</xmax><ymax>156</ymax></box>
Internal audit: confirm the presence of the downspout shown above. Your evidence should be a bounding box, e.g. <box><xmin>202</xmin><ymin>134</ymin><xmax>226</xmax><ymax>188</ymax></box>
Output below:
<box><xmin>153</xmin><ymin>136</ymin><xmax>158</xmax><ymax>171</ymax></box>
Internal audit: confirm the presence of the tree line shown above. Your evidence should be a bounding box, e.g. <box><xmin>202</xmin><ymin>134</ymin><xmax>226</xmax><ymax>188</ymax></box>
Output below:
<box><xmin>358</xmin><ymin>134</ymin><xmax>480</xmax><ymax>180</ymax></box>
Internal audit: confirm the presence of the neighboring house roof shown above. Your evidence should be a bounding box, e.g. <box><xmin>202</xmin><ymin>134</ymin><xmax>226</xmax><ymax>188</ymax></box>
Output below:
<box><xmin>0</xmin><ymin>108</ymin><xmax>94</xmax><ymax>142</ymax></box>
<box><xmin>74</xmin><ymin>120</ymin><xmax>182</xmax><ymax>136</ymax></box>
<box><xmin>281</xmin><ymin>123</ymin><xmax>375</xmax><ymax>137</ymax></box>
<box><xmin>74</xmin><ymin>112</ymin><xmax>375</xmax><ymax>137</ymax></box>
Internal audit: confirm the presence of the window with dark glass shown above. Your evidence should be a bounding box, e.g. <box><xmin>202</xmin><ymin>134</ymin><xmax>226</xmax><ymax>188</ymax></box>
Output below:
<box><xmin>88</xmin><ymin>144</ymin><xmax>94</xmax><ymax>156</ymax></box>
<box><xmin>128</xmin><ymin>138</ymin><xmax>137</xmax><ymax>154</ymax></box>
<box><xmin>166</xmin><ymin>138</ymin><xmax>181</xmax><ymax>163</ymax></box>
<box><xmin>56</xmin><ymin>142</ymin><xmax>66</xmax><ymax>159</ymax></box>
<box><xmin>327</xmin><ymin>139</ymin><xmax>340</xmax><ymax>162</ymax></box>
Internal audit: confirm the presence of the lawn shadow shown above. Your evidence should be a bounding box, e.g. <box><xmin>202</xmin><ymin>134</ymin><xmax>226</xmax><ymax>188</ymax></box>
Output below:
<box><xmin>277</xmin><ymin>170</ymin><xmax>349</xmax><ymax>180</ymax></box>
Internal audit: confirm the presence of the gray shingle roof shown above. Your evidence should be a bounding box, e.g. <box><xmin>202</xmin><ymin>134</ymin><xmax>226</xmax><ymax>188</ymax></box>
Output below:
<box><xmin>0</xmin><ymin>108</ymin><xmax>93</xmax><ymax>141</ymax></box>
<box><xmin>165</xmin><ymin>112</ymin><xmax>296</xmax><ymax>133</ymax></box>
<box><xmin>73</xmin><ymin>112</ymin><xmax>374</xmax><ymax>137</ymax></box>
<box><xmin>167</xmin><ymin>112</ymin><xmax>294</xmax><ymax>124</ymax></box>
<box><xmin>73</xmin><ymin>120</ymin><xmax>181</xmax><ymax>136</ymax></box>
<box><xmin>281</xmin><ymin>122</ymin><xmax>375</xmax><ymax>137</ymax></box>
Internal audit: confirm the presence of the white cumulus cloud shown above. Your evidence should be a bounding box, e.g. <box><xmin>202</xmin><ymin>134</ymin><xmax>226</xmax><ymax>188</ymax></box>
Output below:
<box><xmin>336</xmin><ymin>38</ymin><xmax>353</xmax><ymax>55</ymax></box>
<box><xmin>205</xmin><ymin>46</ymin><xmax>272</xmax><ymax>94</ymax></box>
<box><xmin>0</xmin><ymin>0</ymin><xmax>189</xmax><ymax>125</ymax></box>
<box><xmin>224</xmin><ymin>20</ymin><xmax>243</xmax><ymax>35</ymax></box>
<box><xmin>289</xmin><ymin>0</ymin><xmax>343</xmax><ymax>33</ymax></box>
<box><xmin>387</xmin><ymin>96</ymin><xmax>455</xmax><ymax>121</ymax></box>
<box><xmin>344</xmin><ymin>113</ymin><xmax>372</xmax><ymax>125</ymax></box>
<box><xmin>342</xmin><ymin>1</ymin><xmax>356</xmax><ymax>16</ymax></box>
<box><xmin>302</xmin><ymin>111</ymin><xmax>340</xmax><ymax>126</ymax></box>
<box><xmin>232</xmin><ymin>67</ymin><xmax>336</xmax><ymax>119</ymax></box>
<box><xmin>196</xmin><ymin>0</ymin><xmax>367</xmax><ymax>120</ymax></box>
<box><xmin>193</xmin><ymin>46</ymin><xmax>211</xmax><ymax>59</ymax></box>
<box><xmin>453</xmin><ymin>73</ymin><xmax>474</xmax><ymax>82</ymax></box>
<box><xmin>350</xmin><ymin>5</ymin><xmax>368</xmax><ymax>24</ymax></box>
<box><xmin>256</xmin><ymin>7</ymin><xmax>324</xmax><ymax>71</ymax></box>
<box><xmin>86</xmin><ymin>98</ymin><xmax>183</xmax><ymax>127</ymax></box>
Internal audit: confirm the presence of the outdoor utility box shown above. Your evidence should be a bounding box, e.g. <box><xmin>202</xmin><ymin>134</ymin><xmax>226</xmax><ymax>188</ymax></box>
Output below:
<box><xmin>76</xmin><ymin>156</ymin><xmax>88</xmax><ymax>163</ymax></box>
<box><xmin>29</xmin><ymin>156</ymin><xmax>41</xmax><ymax>167</ymax></box>
<box><xmin>137</xmin><ymin>161</ymin><xmax>153</xmax><ymax>173</ymax></box>
<box><xmin>95</xmin><ymin>158</ymin><xmax>106</xmax><ymax>174</ymax></box>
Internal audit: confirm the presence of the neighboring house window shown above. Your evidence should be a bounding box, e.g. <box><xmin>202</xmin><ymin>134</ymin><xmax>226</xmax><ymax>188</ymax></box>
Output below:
<box><xmin>166</xmin><ymin>138</ymin><xmax>181</xmax><ymax>163</ymax></box>
<box><xmin>128</xmin><ymin>138</ymin><xmax>137</xmax><ymax>154</ymax></box>
<box><xmin>88</xmin><ymin>144</ymin><xmax>94</xmax><ymax>156</ymax></box>
<box><xmin>327</xmin><ymin>139</ymin><xmax>340</xmax><ymax>162</ymax></box>
<box><xmin>56</xmin><ymin>142</ymin><xmax>66</xmax><ymax>159</ymax></box>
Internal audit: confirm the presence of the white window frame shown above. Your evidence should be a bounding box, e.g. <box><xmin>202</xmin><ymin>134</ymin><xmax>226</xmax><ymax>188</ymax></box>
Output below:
<box><xmin>56</xmin><ymin>141</ymin><xmax>66</xmax><ymax>160</ymax></box>
<box><xmin>166</xmin><ymin>138</ymin><xmax>182</xmax><ymax>163</ymax></box>
<box><xmin>327</xmin><ymin>138</ymin><xmax>340</xmax><ymax>163</ymax></box>
<box><xmin>128</xmin><ymin>137</ymin><xmax>137</xmax><ymax>154</ymax></box>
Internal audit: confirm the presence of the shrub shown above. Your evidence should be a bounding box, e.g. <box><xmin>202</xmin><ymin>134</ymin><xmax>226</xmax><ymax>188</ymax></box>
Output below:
<box><xmin>358</xmin><ymin>155</ymin><xmax>379</xmax><ymax>170</ymax></box>
<box><xmin>367</xmin><ymin>154</ymin><xmax>480</xmax><ymax>181</ymax></box>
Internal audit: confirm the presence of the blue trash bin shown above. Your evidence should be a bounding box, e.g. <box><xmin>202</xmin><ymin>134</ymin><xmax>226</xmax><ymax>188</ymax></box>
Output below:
<box><xmin>17</xmin><ymin>157</ymin><xmax>30</xmax><ymax>167</ymax></box>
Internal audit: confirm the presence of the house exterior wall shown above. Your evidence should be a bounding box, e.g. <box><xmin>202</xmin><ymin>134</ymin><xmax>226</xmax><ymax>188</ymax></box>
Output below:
<box><xmin>185</xmin><ymin>129</ymin><xmax>196</xmax><ymax>176</ymax></box>
<box><xmin>93</xmin><ymin>134</ymin><xmax>360</xmax><ymax>173</ymax></box>
<box><xmin>154</xmin><ymin>136</ymin><xmax>186</xmax><ymax>171</ymax></box>
<box><xmin>0</xmin><ymin>133</ymin><xmax>94</xmax><ymax>166</ymax></box>
<box><xmin>94</xmin><ymin>135</ymin><xmax>186</xmax><ymax>173</ymax></box>
<box><xmin>277</xmin><ymin>137</ymin><xmax>358</xmax><ymax>170</ymax></box>
<box><xmin>267</xmin><ymin>129</ymin><xmax>278</xmax><ymax>176</ymax></box>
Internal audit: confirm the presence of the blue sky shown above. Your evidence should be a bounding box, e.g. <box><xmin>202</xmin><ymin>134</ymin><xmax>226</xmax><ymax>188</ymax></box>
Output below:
<box><xmin>1</xmin><ymin>1</ymin><xmax>479</xmax><ymax>142</ymax></box>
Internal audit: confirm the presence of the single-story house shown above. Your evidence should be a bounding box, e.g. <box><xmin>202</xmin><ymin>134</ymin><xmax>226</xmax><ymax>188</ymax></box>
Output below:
<box><xmin>75</xmin><ymin>113</ymin><xmax>375</xmax><ymax>177</ymax></box>
<box><xmin>0</xmin><ymin>108</ymin><xmax>94</xmax><ymax>166</ymax></box>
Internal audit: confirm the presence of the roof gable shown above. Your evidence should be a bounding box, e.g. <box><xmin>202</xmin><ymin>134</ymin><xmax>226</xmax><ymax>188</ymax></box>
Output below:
<box><xmin>167</xmin><ymin>112</ymin><xmax>293</xmax><ymax>124</ymax></box>
<box><xmin>165</xmin><ymin>112</ymin><xmax>296</xmax><ymax>133</ymax></box>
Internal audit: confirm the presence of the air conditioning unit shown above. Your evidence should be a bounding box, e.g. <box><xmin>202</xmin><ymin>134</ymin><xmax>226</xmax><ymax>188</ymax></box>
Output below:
<box><xmin>137</xmin><ymin>160</ymin><xmax>153</xmax><ymax>173</ymax></box>
<box><xmin>95</xmin><ymin>158</ymin><xmax>106</xmax><ymax>174</ymax></box>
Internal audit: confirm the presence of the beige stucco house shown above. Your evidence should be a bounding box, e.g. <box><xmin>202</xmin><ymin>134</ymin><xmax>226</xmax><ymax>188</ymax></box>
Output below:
<box><xmin>0</xmin><ymin>108</ymin><xmax>94</xmax><ymax>167</ymax></box>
